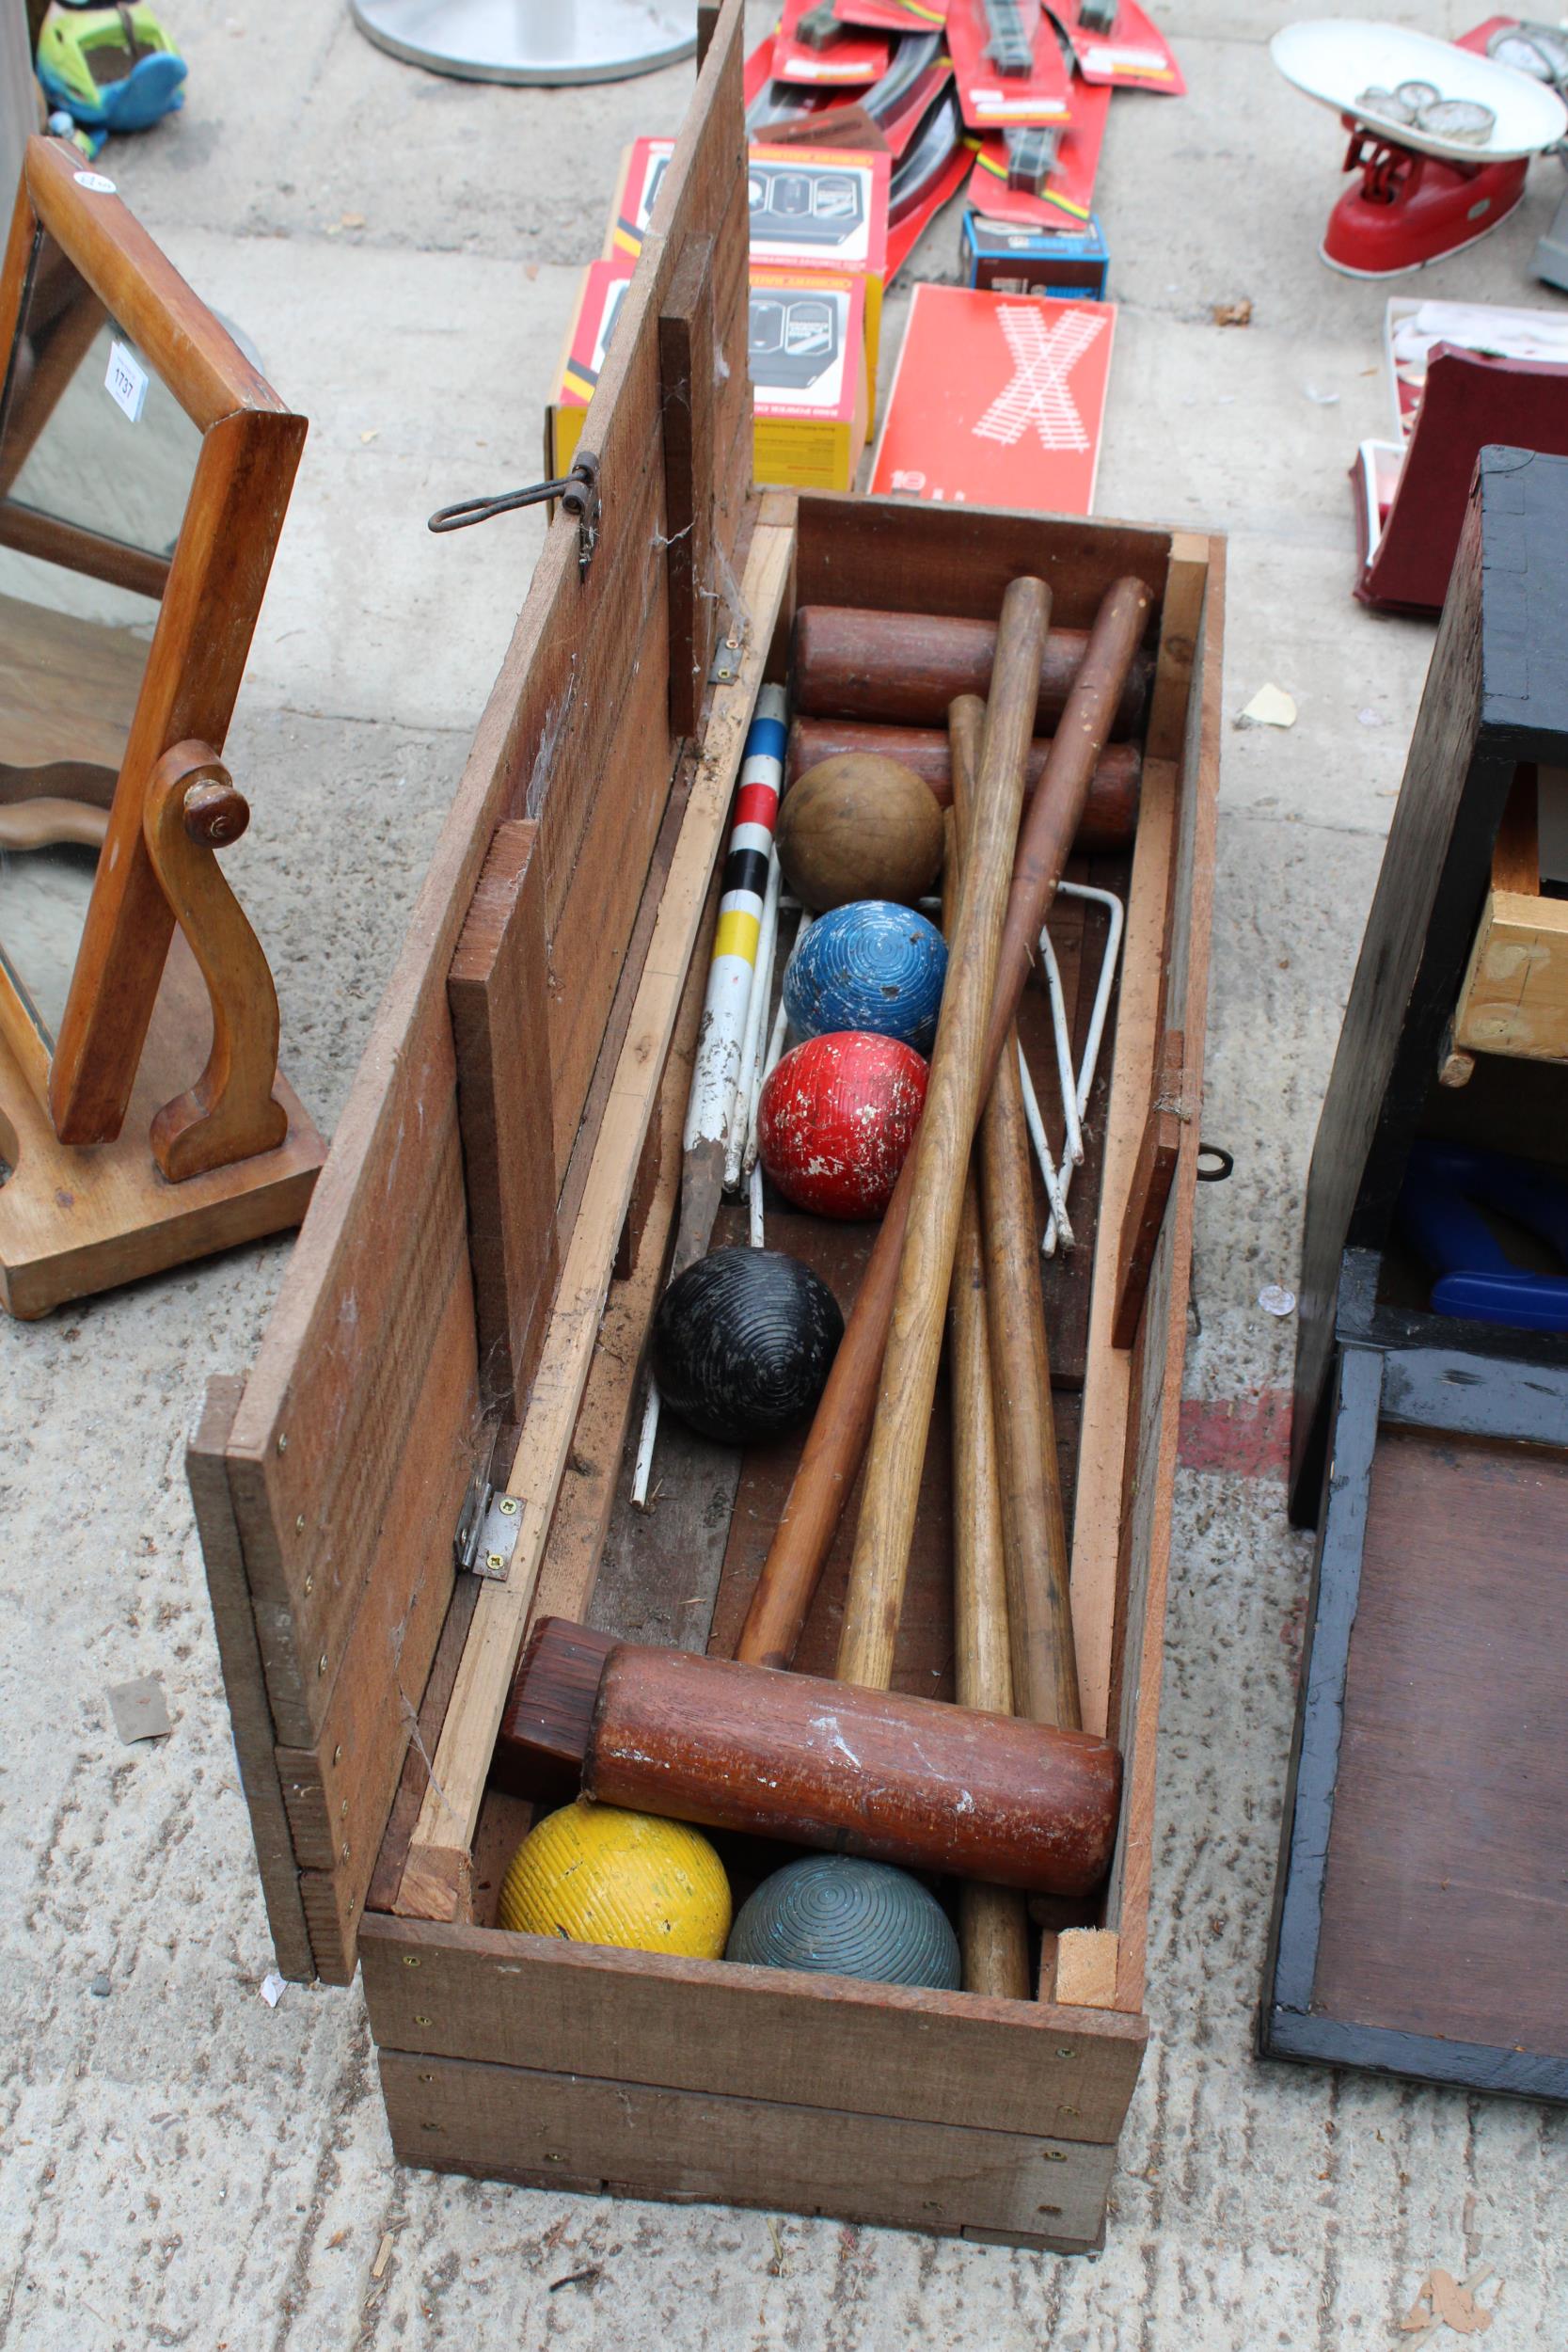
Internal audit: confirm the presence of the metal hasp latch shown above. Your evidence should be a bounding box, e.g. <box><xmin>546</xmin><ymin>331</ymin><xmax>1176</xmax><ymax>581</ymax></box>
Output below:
<box><xmin>427</xmin><ymin>450</ymin><xmax>602</xmax><ymax>580</ymax></box>
<box><xmin>454</xmin><ymin>1428</ymin><xmax>523</xmax><ymax>1582</ymax></box>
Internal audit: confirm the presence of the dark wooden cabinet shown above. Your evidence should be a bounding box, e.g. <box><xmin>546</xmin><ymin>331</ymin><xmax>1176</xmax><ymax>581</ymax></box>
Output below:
<box><xmin>1268</xmin><ymin>447</ymin><xmax>1568</xmax><ymax>2101</ymax></box>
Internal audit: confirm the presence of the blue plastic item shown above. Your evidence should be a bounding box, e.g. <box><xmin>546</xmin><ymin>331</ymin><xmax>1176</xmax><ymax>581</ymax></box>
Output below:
<box><xmin>1398</xmin><ymin>1139</ymin><xmax>1568</xmax><ymax>1331</ymax></box>
<box><xmin>783</xmin><ymin>899</ymin><xmax>947</xmax><ymax>1056</ymax></box>
<box><xmin>960</xmin><ymin>209</ymin><xmax>1111</xmax><ymax>299</ymax></box>
<box><xmin>725</xmin><ymin>1854</ymin><xmax>961</xmax><ymax>1989</ymax></box>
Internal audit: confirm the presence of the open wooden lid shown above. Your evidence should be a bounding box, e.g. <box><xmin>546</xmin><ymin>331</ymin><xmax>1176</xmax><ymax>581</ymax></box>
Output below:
<box><xmin>188</xmin><ymin>2</ymin><xmax>755</xmax><ymax>1984</ymax></box>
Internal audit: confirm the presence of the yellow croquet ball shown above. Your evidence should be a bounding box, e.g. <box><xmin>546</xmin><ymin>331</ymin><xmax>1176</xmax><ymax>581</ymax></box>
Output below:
<box><xmin>498</xmin><ymin>1798</ymin><xmax>732</xmax><ymax>1959</ymax></box>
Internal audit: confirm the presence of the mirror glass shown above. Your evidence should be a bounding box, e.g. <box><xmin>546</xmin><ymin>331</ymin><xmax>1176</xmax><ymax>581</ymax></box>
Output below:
<box><xmin>0</xmin><ymin>221</ymin><xmax>200</xmax><ymax>1056</ymax></box>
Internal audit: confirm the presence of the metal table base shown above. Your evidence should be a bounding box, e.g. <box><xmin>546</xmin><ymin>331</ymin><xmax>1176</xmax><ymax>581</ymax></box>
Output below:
<box><xmin>349</xmin><ymin>0</ymin><xmax>695</xmax><ymax>85</ymax></box>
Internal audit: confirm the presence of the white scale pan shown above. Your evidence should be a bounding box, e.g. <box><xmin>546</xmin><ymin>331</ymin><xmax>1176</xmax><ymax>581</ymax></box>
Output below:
<box><xmin>1272</xmin><ymin>20</ymin><xmax>1568</xmax><ymax>161</ymax></box>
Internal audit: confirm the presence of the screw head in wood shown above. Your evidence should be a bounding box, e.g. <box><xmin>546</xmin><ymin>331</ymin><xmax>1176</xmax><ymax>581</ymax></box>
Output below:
<box><xmin>403</xmin><ymin>1956</ymin><xmax>420</xmax><ymax>1967</ymax></box>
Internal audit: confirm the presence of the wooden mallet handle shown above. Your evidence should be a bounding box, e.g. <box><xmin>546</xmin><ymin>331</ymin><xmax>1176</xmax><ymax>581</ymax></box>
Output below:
<box><xmin>951</xmin><ymin>695</ymin><xmax>1081</xmax><ymax>1733</ymax></box>
<box><xmin>736</xmin><ymin>574</ymin><xmax>1153</xmax><ymax>1673</ymax></box>
<box><xmin>834</xmin><ymin>577</ymin><xmax>1049</xmax><ymax>1692</ymax></box>
<box><xmin>944</xmin><ymin>753</ymin><xmax>1031</xmax><ymax>2001</ymax></box>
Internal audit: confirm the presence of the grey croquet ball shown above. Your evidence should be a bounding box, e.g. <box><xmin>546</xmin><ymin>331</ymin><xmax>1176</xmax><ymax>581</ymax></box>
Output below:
<box><xmin>725</xmin><ymin>1853</ymin><xmax>961</xmax><ymax>1989</ymax></box>
<box><xmin>652</xmin><ymin>1246</ymin><xmax>843</xmax><ymax>1446</ymax></box>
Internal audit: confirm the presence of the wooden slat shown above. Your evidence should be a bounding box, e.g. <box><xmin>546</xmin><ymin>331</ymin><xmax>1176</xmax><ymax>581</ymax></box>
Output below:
<box><xmin>281</xmin><ymin>1264</ymin><xmax>475</xmax><ymax>1980</ymax></box>
<box><xmin>1069</xmin><ymin>535</ymin><xmax>1212</xmax><ymax>1741</ymax></box>
<box><xmin>531</xmin><ymin>867</ymin><xmax>721</xmax><ymax>1631</ymax></box>
<box><xmin>361</xmin><ymin>1913</ymin><xmax>1143</xmax><ymax>2143</ymax></box>
<box><xmin>187</xmin><ymin>1377</ymin><xmax>314</xmax><ymax>1985</ymax></box>
<box><xmin>378</xmin><ymin>2048</ymin><xmax>1118</xmax><ymax>2246</ymax></box>
<box><xmin>449</xmin><ymin>818</ymin><xmax>558</xmax><ymax>1424</ymax></box>
<box><xmin>1108</xmin><ymin>543</ymin><xmax>1224</xmax><ymax>2015</ymax></box>
<box><xmin>275</xmin><ymin>1261</ymin><xmax>475</xmax><ymax>1885</ymax></box>
<box><xmin>365</xmin><ymin>1573</ymin><xmax>482</xmax><ymax>1918</ymax></box>
<box><xmin>230</xmin><ymin>1104</ymin><xmax>473</xmax><ymax>1750</ymax></box>
<box><xmin>396</xmin><ymin>520</ymin><xmax>795</xmax><ymax>1921</ymax></box>
<box><xmin>1066</xmin><ymin>761</ymin><xmax>1176</xmax><ymax>1736</ymax></box>
<box><xmin>543</xmin><ymin>625</ymin><xmax>677</xmax><ymax>1183</ymax></box>
<box><xmin>792</xmin><ymin>493</ymin><xmax>1170</xmax><ymax>636</ymax></box>
<box><xmin>1055</xmin><ymin>1928</ymin><xmax>1120</xmax><ymax>2009</ymax></box>
<box><xmin>1110</xmin><ymin>1029</ymin><xmax>1184</xmax><ymax>1352</ymax></box>
<box><xmin>659</xmin><ymin>233</ymin><xmax>717</xmax><ymax>737</ymax></box>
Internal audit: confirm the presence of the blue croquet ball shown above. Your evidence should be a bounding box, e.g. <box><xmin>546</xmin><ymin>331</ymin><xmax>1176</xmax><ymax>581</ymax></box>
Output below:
<box><xmin>725</xmin><ymin>1853</ymin><xmax>961</xmax><ymax>1989</ymax></box>
<box><xmin>783</xmin><ymin>900</ymin><xmax>947</xmax><ymax>1056</ymax></box>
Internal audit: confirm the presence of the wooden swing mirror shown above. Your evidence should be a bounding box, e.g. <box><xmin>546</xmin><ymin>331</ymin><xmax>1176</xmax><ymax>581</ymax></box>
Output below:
<box><xmin>0</xmin><ymin>135</ymin><xmax>324</xmax><ymax>1319</ymax></box>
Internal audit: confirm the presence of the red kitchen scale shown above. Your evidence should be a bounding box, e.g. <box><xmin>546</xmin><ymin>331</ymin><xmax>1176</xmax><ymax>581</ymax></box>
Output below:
<box><xmin>1272</xmin><ymin>19</ymin><xmax>1567</xmax><ymax>274</ymax></box>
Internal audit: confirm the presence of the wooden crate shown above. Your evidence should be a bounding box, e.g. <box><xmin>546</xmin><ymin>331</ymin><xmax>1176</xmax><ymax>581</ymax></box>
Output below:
<box><xmin>189</xmin><ymin>1</ymin><xmax>1223</xmax><ymax>2249</ymax></box>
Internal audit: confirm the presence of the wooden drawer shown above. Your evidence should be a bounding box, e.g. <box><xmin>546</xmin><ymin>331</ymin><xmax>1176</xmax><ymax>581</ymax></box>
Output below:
<box><xmin>190</xmin><ymin>0</ymin><xmax>1223</xmax><ymax>2250</ymax></box>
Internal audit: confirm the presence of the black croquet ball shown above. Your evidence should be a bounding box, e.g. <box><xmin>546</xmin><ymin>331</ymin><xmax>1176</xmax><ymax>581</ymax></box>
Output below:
<box><xmin>652</xmin><ymin>1247</ymin><xmax>844</xmax><ymax>1446</ymax></box>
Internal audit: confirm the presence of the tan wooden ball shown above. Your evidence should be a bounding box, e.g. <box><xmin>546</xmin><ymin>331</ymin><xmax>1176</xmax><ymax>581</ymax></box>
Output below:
<box><xmin>777</xmin><ymin>754</ymin><xmax>945</xmax><ymax>914</ymax></box>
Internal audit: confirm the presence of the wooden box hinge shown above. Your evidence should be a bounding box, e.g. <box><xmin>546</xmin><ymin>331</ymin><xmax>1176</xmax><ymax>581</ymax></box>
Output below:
<box><xmin>454</xmin><ymin>1423</ymin><xmax>523</xmax><ymax>1582</ymax></box>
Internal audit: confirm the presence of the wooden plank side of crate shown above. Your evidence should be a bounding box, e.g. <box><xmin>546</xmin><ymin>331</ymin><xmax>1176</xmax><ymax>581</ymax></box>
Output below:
<box><xmin>360</xmin><ymin>1915</ymin><xmax>1145</xmax><ymax>2144</ymax></box>
<box><xmin>378</xmin><ymin>2049</ymin><xmax>1118</xmax><ymax>2246</ymax></box>
<box><xmin>187</xmin><ymin>1378</ymin><xmax>314</xmax><ymax>1986</ymax></box>
<box><xmin>1068</xmin><ymin>544</ymin><xmax>1211</xmax><ymax>1740</ymax></box>
<box><xmin>1106</xmin><ymin>540</ymin><xmax>1224</xmax><ymax>2015</ymax></box>
<box><xmin>203</xmin><ymin>8</ymin><xmax>753</xmax><ymax>1977</ymax></box>
<box><xmin>791</xmin><ymin>492</ymin><xmax>1171</xmax><ymax>636</ymax></box>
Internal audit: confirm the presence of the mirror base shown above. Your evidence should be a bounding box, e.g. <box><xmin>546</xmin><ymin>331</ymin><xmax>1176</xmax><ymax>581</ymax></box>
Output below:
<box><xmin>0</xmin><ymin>934</ymin><xmax>323</xmax><ymax>1319</ymax></box>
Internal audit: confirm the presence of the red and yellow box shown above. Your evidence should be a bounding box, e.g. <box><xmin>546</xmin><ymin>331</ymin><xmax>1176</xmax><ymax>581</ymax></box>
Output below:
<box><xmin>604</xmin><ymin>137</ymin><xmax>676</xmax><ymax>266</ymax></box>
<box><xmin>750</xmin><ymin>267</ymin><xmax>868</xmax><ymax>493</ymax></box>
<box><xmin>607</xmin><ymin>137</ymin><xmax>890</xmax><ymax>421</ymax></box>
<box><xmin>546</xmin><ymin>260</ymin><xmax>633</xmax><ymax>477</ymax></box>
<box><xmin>548</xmin><ymin>258</ymin><xmax>865</xmax><ymax>495</ymax></box>
<box><xmin>747</xmin><ymin>145</ymin><xmax>888</xmax><ymax>421</ymax></box>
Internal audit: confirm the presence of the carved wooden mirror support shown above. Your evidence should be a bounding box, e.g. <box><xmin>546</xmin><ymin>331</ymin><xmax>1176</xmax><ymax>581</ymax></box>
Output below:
<box><xmin>0</xmin><ymin>138</ymin><xmax>325</xmax><ymax>1318</ymax></box>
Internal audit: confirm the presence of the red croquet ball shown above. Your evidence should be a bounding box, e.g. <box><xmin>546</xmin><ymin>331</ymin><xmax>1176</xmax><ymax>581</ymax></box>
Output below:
<box><xmin>757</xmin><ymin>1030</ymin><xmax>928</xmax><ymax>1220</ymax></box>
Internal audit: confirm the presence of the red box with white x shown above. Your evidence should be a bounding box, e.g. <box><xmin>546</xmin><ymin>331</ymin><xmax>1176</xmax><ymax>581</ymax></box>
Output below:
<box><xmin>870</xmin><ymin>283</ymin><xmax>1116</xmax><ymax>514</ymax></box>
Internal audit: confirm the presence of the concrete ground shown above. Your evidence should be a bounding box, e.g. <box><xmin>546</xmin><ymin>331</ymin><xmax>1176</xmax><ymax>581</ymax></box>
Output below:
<box><xmin>3</xmin><ymin>1</ymin><xmax>1567</xmax><ymax>2344</ymax></box>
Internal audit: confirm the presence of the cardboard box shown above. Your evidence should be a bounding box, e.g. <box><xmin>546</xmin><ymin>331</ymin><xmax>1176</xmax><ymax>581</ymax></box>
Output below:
<box><xmin>750</xmin><ymin>267</ymin><xmax>868</xmax><ymax>491</ymax></box>
<box><xmin>961</xmin><ymin>211</ymin><xmax>1110</xmax><ymax>299</ymax></box>
<box><xmin>547</xmin><ymin>257</ymin><xmax>866</xmax><ymax>496</ymax></box>
<box><xmin>871</xmin><ymin>282</ymin><xmax>1115</xmax><ymax>514</ymax></box>
<box><xmin>748</xmin><ymin>144</ymin><xmax>889</xmax><ymax>421</ymax></box>
<box><xmin>608</xmin><ymin>137</ymin><xmax>890</xmax><ymax>421</ymax></box>
<box><xmin>605</xmin><ymin>136</ymin><xmax>675</xmax><ymax>265</ymax></box>
<box><xmin>546</xmin><ymin>260</ymin><xmax>633</xmax><ymax>477</ymax></box>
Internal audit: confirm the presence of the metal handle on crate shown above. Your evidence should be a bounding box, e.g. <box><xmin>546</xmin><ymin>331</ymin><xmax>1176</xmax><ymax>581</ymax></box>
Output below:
<box><xmin>428</xmin><ymin>451</ymin><xmax>601</xmax><ymax>578</ymax></box>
